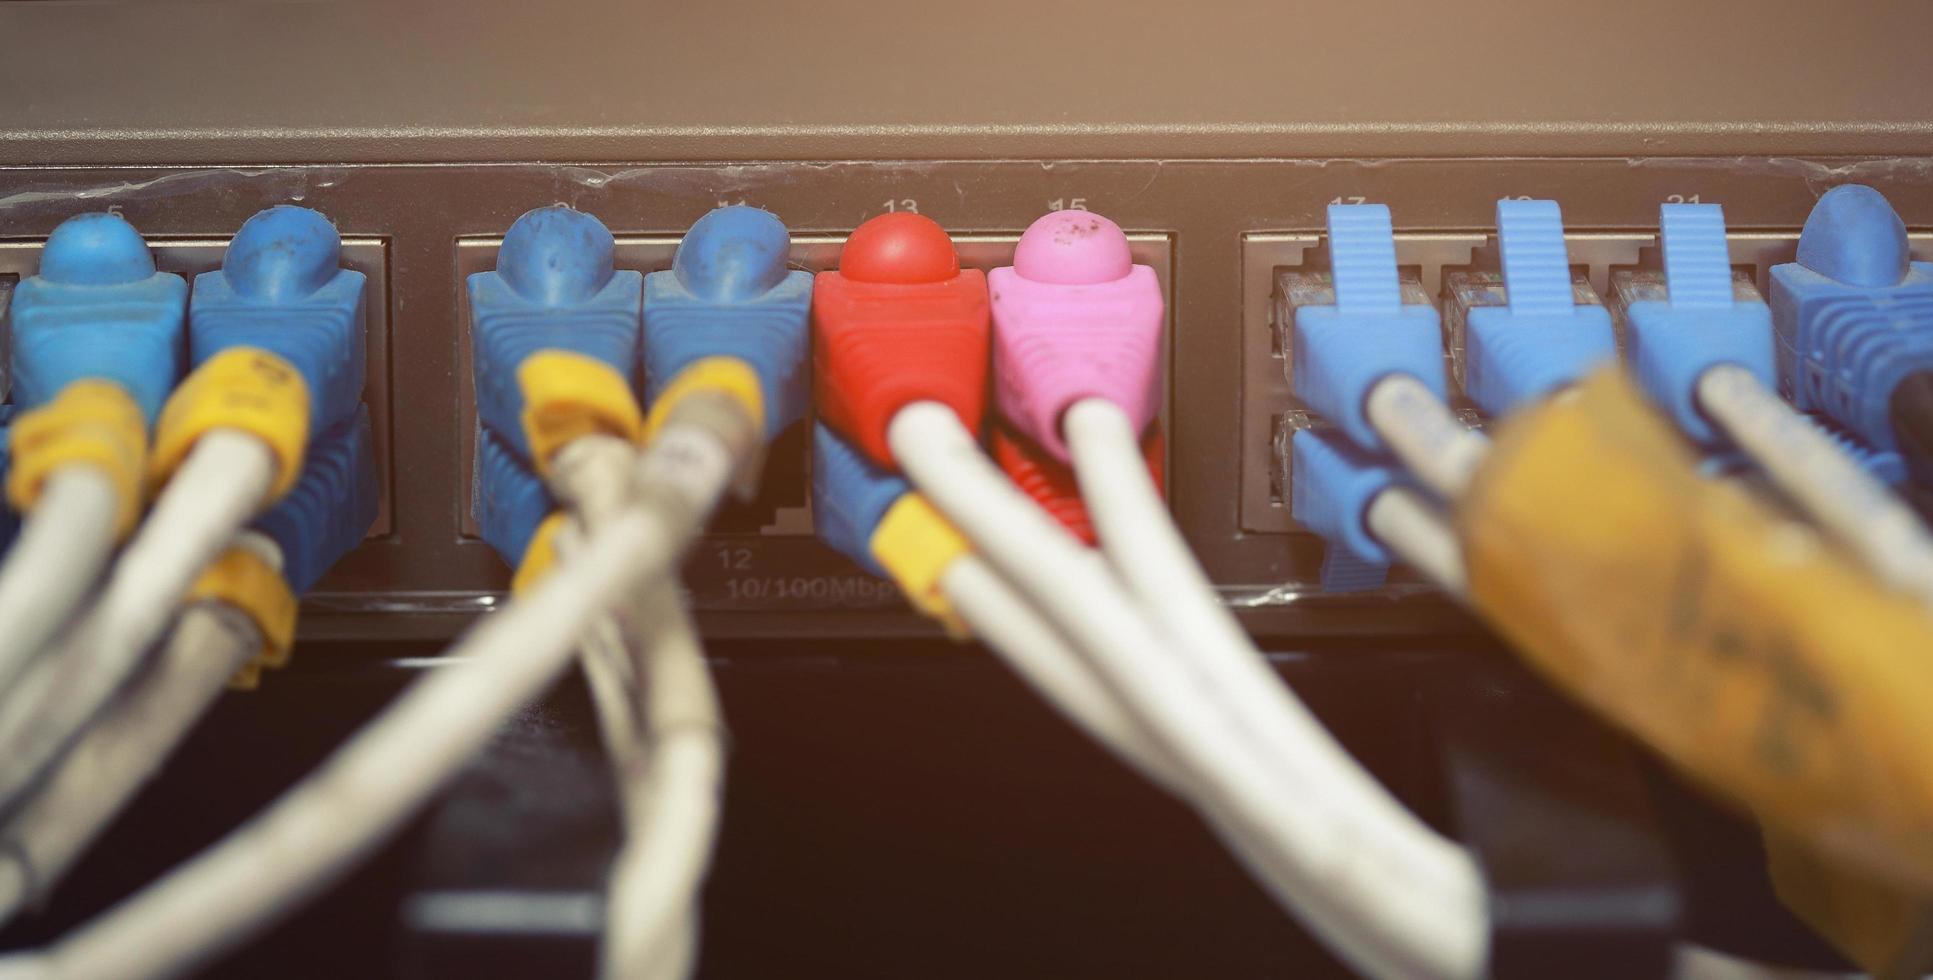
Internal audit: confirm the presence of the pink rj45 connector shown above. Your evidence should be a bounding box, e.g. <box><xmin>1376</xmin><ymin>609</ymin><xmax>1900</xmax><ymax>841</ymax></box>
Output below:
<box><xmin>989</xmin><ymin>210</ymin><xmax>1165</xmax><ymax>461</ymax></box>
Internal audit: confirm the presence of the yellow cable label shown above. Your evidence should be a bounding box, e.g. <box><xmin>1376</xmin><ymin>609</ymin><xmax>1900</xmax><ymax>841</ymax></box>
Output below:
<box><xmin>1456</xmin><ymin>369</ymin><xmax>1933</xmax><ymax>892</ymax></box>
<box><xmin>187</xmin><ymin>546</ymin><xmax>299</xmax><ymax>690</ymax></box>
<box><xmin>1766</xmin><ymin>832</ymin><xmax>1933</xmax><ymax>976</ymax></box>
<box><xmin>150</xmin><ymin>348</ymin><xmax>310</xmax><ymax>501</ymax></box>
<box><xmin>640</xmin><ymin>357</ymin><xmax>765</xmax><ymax>447</ymax></box>
<box><xmin>511</xmin><ymin>512</ymin><xmax>569</xmax><ymax>597</ymax></box>
<box><xmin>228</xmin><ymin>662</ymin><xmax>264</xmax><ymax>692</ymax></box>
<box><xmin>5</xmin><ymin>380</ymin><xmax>147</xmax><ymax>537</ymax></box>
<box><xmin>516</xmin><ymin>351</ymin><xmax>646</xmax><ymax>473</ymax></box>
<box><xmin>870</xmin><ymin>493</ymin><xmax>971</xmax><ymax>638</ymax></box>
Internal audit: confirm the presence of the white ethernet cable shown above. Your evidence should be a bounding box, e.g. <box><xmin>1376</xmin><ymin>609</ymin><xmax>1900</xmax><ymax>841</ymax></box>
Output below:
<box><xmin>1052</xmin><ymin>409</ymin><xmax>1881</xmax><ymax>980</ymax></box>
<box><xmin>1060</xmin><ymin>396</ymin><xmax>1825</xmax><ymax>980</ymax></box>
<box><xmin>1367</xmin><ymin>337</ymin><xmax>1933</xmax><ymax>612</ymax></box>
<box><xmin>0</xmin><ymin>430</ymin><xmax>273</xmax><ymax>812</ymax></box>
<box><xmin>546</xmin><ymin>436</ymin><xmax>656</xmax><ymax>787</ymax></box>
<box><xmin>943</xmin><ymin>544</ymin><xmax>1480</xmax><ymax>976</ymax></box>
<box><xmin>546</xmin><ymin>433</ymin><xmax>729</xmax><ymax>980</ymax></box>
<box><xmin>889</xmin><ymin>400</ymin><xmax>1488</xmax><ymax>980</ymax></box>
<box><xmin>1051</xmin><ymin>394</ymin><xmax>1834</xmax><ymax>980</ymax></box>
<box><xmin>1365</xmin><ymin>486</ymin><xmax>1469</xmax><ymax>597</ymax></box>
<box><xmin>936</xmin><ymin>509</ymin><xmax>1352</xmax><ymax>870</ymax></box>
<box><xmin>1631</xmin><ymin>200</ymin><xmax>1933</xmax><ymax>613</ymax></box>
<box><xmin>0</xmin><ymin>579</ymin><xmax>264</xmax><ymax>928</ymax></box>
<box><xmin>578</xmin><ymin>610</ymin><xmax>647</xmax><ymax>777</ymax></box>
<box><xmin>1059</xmin><ymin>388</ymin><xmax>1847</xmax><ymax>980</ymax></box>
<box><xmin>596</xmin><ymin>586</ymin><xmax>725</xmax><ymax>980</ymax></box>
<box><xmin>938</xmin><ymin>553</ymin><xmax>1187</xmax><ymax>792</ymax></box>
<box><xmin>0</xmin><ymin>467</ymin><xmax>120</xmax><ymax>689</ymax></box>
<box><xmin>939</xmin><ymin>542</ymin><xmax>1437</xmax><ymax>960</ymax></box>
<box><xmin>0</xmin><ymin>416</ymin><xmax>743</xmax><ymax>980</ymax></box>
<box><xmin>1363</xmin><ymin>373</ymin><xmax>1493</xmax><ymax>501</ymax></box>
<box><xmin>1695</xmin><ymin>363</ymin><xmax>1933</xmax><ymax>611</ymax></box>
<box><xmin>1057</xmin><ymin>397</ymin><xmax>1487</xmax><ymax>973</ymax></box>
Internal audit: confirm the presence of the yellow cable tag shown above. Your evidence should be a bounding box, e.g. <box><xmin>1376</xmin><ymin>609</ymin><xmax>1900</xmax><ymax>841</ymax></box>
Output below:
<box><xmin>516</xmin><ymin>351</ymin><xmax>646</xmax><ymax>473</ymax></box>
<box><xmin>1456</xmin><ymin>369</ymin><xmax>1933</xmax><ymax>892</ymax></box>
<box><xmin>187</xmin><ymin>546</ymin><xmax>299</xmax><ymax>690</ymax></box>
<box><xmin>1766</xmin><ymin>832</ymin><xmax>1933</xmax><ymax>976</ymax></box>
<box><xmin>150</xmin><ymin>348</ymin><xmax>310</xmax><ymax>501</ymax></box>
<box><xmin>5</xmin><ymin>380</ymin><xmax>147</xmax><ymax>538</ymax></box>
<box><xmin>228</xmin><ymin>662</ymin><xmax>265</xmax><ymax>692</ymax></box>
<box><xmin>870</xmin><ymin>493</ymin><xmax>971</xmax><ymax>638</ymax></box>
<box><xmin>511</xmin><ymin>512</ymin><xmax>569</xmax><ymax>597</ymax></box>
<box><xmin>640</xmin><ymin>357</ymin><xmax>765</xmax><ymax>447</ymax></box>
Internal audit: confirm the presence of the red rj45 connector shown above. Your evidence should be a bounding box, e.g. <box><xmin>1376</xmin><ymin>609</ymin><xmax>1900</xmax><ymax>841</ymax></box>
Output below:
<box><xmin>993</xmin><ymin>422</ymin><xmax>1164</xmax><ymax>546</ymax></box>
<box><xmin>812</xmin><ymin>212</ymin><xmax>991</xmax><ymax>467</ymax></box>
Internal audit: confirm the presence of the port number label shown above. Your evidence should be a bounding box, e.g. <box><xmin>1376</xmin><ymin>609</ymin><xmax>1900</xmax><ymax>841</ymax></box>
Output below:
<box><xmin>1665</xmin><ymin>193</ymin><xmax>1702</xmax><ymax>204</ymax></box>
<box><xmin>1048</xmin><ymin>198</ymin><xmax>1089</xmax><ymax>212</ymax></box>
<box><xmin>1328</xmin><ymin>196</ymin><xmax>1369</xmax><ymax>206</ymax></box>
<box><xmin>882</xmin><ymin>198</ymin><xmax>920</xmax><ymax>214</ymax></box>
<box><xmin>718</xmin><ymin>547</ymin><xmax>753</xmax><ymax>570</ymax></box>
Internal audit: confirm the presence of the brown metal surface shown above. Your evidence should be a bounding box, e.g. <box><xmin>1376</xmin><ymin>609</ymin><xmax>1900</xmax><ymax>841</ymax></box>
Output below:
<box><xmin>2</xmin><ymin>0</ymin><xmax>1931</xmax><ymax>164</ymax></box>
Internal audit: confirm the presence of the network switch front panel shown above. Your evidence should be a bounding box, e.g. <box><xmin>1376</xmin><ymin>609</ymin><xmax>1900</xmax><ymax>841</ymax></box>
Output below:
<box><xmin>0</xmin><ymin>160</ymin><xmax>1928</xmax><ymax>641</ymax></box>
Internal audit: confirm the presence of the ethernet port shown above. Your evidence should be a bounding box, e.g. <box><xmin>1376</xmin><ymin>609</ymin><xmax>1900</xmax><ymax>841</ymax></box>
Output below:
<box><xmin>708</xmin><ymin>420</ymin><xmax>811</xmax><ymax>535</ymax></box>
<box><xmin>1605</xmin><ymin>244</ymin><xmax>1764</xmax><ymax>358</ymax></box>
<box><xmin>1439</xmin><ymin>262</ymin><xmax>1602</xmax><ymax>396</ymax></box>
<box><xmin>1273</xmin><ymin>265</ymin><xmax>1436</xmax><ymax>406</ymax></box>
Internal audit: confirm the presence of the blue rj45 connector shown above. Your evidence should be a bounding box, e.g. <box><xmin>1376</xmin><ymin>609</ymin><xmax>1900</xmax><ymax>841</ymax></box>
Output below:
<box><xmin>252</xmin><ymin>406</ymin><xmax>379</xmax><ymax>594</ymax></box>
<box><xmin>469</xmin><ymin>206</ymin><xmax>644</xmax><ymax>462</ymax></box>
<box><xmin>1462</xmin><ymin>199</ymin><xmax>1617</xmax><ymax>416</ymax></box>
<box><xmin>191</xmin><ymin>206</ymin><xmax>368</xmax><ymax>438</ymax></box>
<box><xmin>1292</xmin><ymin>204</ymin><xmax>1445</xmax><ymax>452</ymax></box>
<box><xmin>1770</xmin><ymin>184</ymin><xmax>1933</xmax><ymax>452</ymax></box>
<box><xmin>644</xmin><ymin>207</ymin><xmax>813</xmax><ymax>440</ymax></box>
<box><xmin>474</xmin><ymin>425</ymin><xmax>554</xmax><ymax>567</ymax></box>
<box><xmin>1807</xmin><ymin>412</ymin><xmax>1910</xmax><ymax>488</ymax></box>
<box><xmin>9</xmin><ymin>212</ymin><xmax>188</xmax><ymax>425</ymax></box>
<box><xmin>1290</xmin><ymin>427</ymin><xmax>1409</xmax><ymax>592</ymax></box>
<box><xmin>1624</xmin><ymin>203</ymin><xmax>1777</xmax><ymax>446</ymax></box>
<box><xmin>810</xmin><ymin>420</ymin><xmax>909</xmax><ymax>577</ymax></box>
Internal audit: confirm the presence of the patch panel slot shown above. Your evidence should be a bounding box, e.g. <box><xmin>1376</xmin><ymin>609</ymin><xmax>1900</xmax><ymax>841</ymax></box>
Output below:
<box><xmin>451</xmin><ymin>232</ymin><xmax>1175</xmax><ymax>540</ymax></box>
<box><xmin>1240</xmin><ymin>228</ymin><xmax>1933</xmax><ymax>534</ymax></box>
<box><xmin>0</xmin><ymin>237</ymin><xmax>394</xmax><ymax>536</ymax></box>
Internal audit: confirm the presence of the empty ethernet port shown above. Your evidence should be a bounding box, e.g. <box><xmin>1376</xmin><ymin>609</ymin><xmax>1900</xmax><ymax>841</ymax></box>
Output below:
<box><xmin>707</xmin><ymin>420</ymin><xmax>811</xmax><ymax>535</ymax></box>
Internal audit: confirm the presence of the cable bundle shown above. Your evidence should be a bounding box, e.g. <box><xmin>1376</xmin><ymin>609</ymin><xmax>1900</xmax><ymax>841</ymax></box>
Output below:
<box><xmin>0</xmin><ymin>204</ymin><xmax>808</xmax><ymax>980</ymax></box>
<box><xmin>812</xmin><ymin>208</ymin><xmax>1491</xmax><ymax>980</ymax></box>
<box><xmin>0</xmin><ymin>206</ymin><xmax>378</xmax><ymax>977</ymax></box>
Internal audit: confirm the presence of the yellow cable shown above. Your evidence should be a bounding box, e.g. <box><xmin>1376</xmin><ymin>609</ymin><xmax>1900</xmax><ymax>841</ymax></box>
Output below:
<box><xmin>870</xmin><ymin>493</ymin><xmax>971</xmax><ymax>638</ymax></box>
<box><xmin>1766</xmin><ymin>832</ymin><xmax>1933</xmax><ymax>977</ymax></box>
<box><xmin>186</xmin><ymin>546</ymin><xmax>299</xmax><ymax>690</ymax></box>
<box><xmin>639</xmin><ymin>357</ymin><xmax>765</xmax><ymax>447</ymax></box>
<box><xmin>511</xmin><ymin>512</ymin><xmax>570</xmax><ymax>597</ymax></box>
<box><xmin>149</xmin><ymin>348</ymin><xmax>310</xmax><ymax>502</ymax></box>
<box><xmin>516</xmin><ymin>351</ymin><xmax>647</xmax><ymax>475</ymax></box>
<box><xmin>4</xmin><ymin>380</ymin><xmax>147</xmax><ymax>538</ymax></box>
<box><xmin>1455</xmin><ymin>369</ymin><xmax>1933</xmax><ymax>893</ymax></box>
